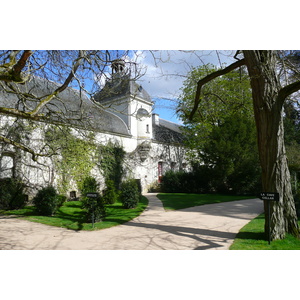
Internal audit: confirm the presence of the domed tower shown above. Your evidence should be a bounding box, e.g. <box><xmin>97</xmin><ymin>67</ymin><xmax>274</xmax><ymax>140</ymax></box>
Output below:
<box><xmin>94</xmin><ymin>59</ymin><xmax>154</xmax><ymax>143</ymax></box>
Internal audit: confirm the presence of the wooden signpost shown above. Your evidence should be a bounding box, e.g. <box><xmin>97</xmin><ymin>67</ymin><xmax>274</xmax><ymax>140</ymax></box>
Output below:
<box><xmin>259</xmin><ymin>192</ymin><xmax>280</xmax><ymax>245</ymax></box>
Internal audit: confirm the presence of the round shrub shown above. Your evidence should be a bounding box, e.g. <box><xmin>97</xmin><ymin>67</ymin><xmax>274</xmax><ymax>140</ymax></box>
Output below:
<box><xmin>33</xmin><ymin>186</ymin><xmax>59</xmax><ymax>216</ymax></box>
<box><xmin>120</xmin><ymin>179</ymin><xmax>140</xmax><ymax>209</ymax></box>
<box><xmin>0</xmin><ymin>178</ymin><xmax>27</xmax><ymax>210</ymax></box>
<box><xmin>102</xmin><ymin>180</ymin><xmax>118</xmax><ymax>204</ymax></box>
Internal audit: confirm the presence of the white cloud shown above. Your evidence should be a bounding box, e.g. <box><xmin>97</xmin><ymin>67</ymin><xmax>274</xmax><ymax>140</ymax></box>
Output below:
<box><xmin>137</xmin><ymin>50</ymin><xmax>236</xmax><ymax>100</ymax></box>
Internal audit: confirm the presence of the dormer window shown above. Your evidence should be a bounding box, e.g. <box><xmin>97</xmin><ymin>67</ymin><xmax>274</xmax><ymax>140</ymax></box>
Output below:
<box><xmin>136</xmin><ymin>108</ymin><xmax>149</xmax><ymax>120</ymax></box>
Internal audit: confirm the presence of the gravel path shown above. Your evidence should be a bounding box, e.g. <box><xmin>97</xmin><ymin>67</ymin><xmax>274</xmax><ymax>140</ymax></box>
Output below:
<box><xmin>0</xmin><ymin>194</ymin><xmax>263</xmax><ymax>250</ymax></box>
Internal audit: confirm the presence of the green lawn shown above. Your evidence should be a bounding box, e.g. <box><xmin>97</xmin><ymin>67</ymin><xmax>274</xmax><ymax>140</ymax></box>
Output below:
<box><xmin>230</xmin><ymin>214</ymin><xmax>300</xmax><ymax>250</ymax></box>
<box><xmin>0</xmin><ymin>196</ymin><xmax>148</xmax><ymax>231</ymax></box>
<box><xmin>157</xmin><ymin>193</ymin><xmax>256</xmax><ymax>210</ymax></box>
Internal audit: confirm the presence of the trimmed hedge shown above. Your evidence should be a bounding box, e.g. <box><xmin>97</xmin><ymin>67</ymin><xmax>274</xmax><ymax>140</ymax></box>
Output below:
<box><xmin>160</xmin><ymin>165</ymin><xmax>260</xmax><ymax>195</ymax></box>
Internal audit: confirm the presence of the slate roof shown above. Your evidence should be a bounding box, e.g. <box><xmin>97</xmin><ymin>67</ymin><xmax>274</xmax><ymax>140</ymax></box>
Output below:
<box><xmin>1</xmin><ymin>75</ymin><xmax>184</xmax><ymax>142</ymax></box>
<box><xmin>153</xmin><ymin>119</ymin><xmax>184</xmax><ymax>144</ymax></box>
<box><xmin>0</xmin><ymin>76</ymin><xmax>130</xmax><ymax>136</ymax></box>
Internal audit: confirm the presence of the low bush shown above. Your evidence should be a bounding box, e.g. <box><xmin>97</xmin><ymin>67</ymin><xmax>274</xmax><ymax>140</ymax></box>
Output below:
<box><xmin>120</xmin><ymin>179</ymin><xmax>140</xmax><ymax>209</ymax></box>
<box><xmin>102</xmin><ymin>180</ymin><xmax>118</xmax><ymax>204</ymax></box>
<box><xmin>160</xmin><ymin>170</ymin><xmax>181</xmax><ymax>193</ymax></box>
<box><xmin>160</xmin><ymin>164</ymin><xmax>260</xmax><ymax>195</ymax></box>
<box><xmin>33</xmin><ymin>186</ymin><xmax>59</xmax><ymax>216</ymax></box>
<box><xmin>0</xmin><ymin>178</ymin><xmax>27</xmax><ymax>210</ymax></box>
<box><xmin>160</xmin><ymin>170</ymin><xmax>203</xmax><ymax>193</ymax></box>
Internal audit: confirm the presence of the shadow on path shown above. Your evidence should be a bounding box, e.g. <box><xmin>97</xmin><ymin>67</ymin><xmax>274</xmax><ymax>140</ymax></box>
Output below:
<box><xmin>123</xmin><ymin>220</ymin><xmax>236</xmax><ymax>250</ymax></box>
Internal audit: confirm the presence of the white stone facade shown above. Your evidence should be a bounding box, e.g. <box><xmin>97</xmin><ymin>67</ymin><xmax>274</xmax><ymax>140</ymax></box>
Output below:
<box><xmin>0</xmin><ymin>72</ymin><xmax>189</xmax><ymax>197</ymax></box>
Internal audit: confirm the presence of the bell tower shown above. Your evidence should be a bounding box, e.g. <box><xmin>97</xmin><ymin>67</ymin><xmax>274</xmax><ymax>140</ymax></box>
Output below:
<box><xmin>94</xmin><ymin>58</ymin><xmax>154</xmax><ymax>140</ymax></box>
<box><xmin>111</xmin><ymin>59</ymin><xmax>125</xmax><ymax>75</ymax></box>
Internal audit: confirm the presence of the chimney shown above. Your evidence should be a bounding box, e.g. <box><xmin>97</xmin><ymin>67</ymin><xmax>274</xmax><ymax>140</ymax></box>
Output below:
<box><xmin>152</xmin><ymin>113</ymin><xmax>159</xmax><ymax>125</ymax></box>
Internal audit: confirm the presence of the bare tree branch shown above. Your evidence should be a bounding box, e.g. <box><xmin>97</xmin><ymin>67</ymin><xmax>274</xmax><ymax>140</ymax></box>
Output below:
<box><xmin>29</xmin><ymin>51</ymin><xmax>86</xmax><ymax>117</ymax></box>
<box><xmin>12</xmin><ymin>50</ymin><xmax>32</xmax><ymax>75</ymax></box>
<box><xmin>277</xmin><ymin>80</ymin><xmax>300</xmax><ymax>105</ymax></box>
<box><xmin>0</xmin><ymin>134</ymin><xmax>44</xmax><ymax>161</ymax></box>
<box><xmin>188</xmin><ymin>58</ymin><xmax>246</xmax><ymax>120</ymax></box>
<box><xmin>0</xmin><ymin>106</ymin><xmax>45</xmax><ymax>121</ymax></box>
<box><xmin>0</xmin><ymin>50</ymin><xmax>32</xmax><ymax>83</ymax></box>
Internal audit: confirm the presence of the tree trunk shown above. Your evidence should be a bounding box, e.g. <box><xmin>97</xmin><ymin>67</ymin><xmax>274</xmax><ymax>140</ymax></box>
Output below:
<box><xmin>243</xmin><ymin>50</ymin><xmax>299</xmax><ymax>240</ymax></box>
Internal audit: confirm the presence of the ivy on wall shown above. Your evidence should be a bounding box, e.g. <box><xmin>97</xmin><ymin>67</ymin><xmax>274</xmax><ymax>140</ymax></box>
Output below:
<box><xmin>97</xmin><ymin>141</ymin><xmax>125</xmax><ymax>189</ymax></box>
<box><xmin>45</xmin><ymin>126</ymin><xmax>126</xmax><ymax>194</ymax></box>
<box><xmin>45</xmin><ymin>125</ymin><xmax>97</xmax><ymax>194</ymax></box>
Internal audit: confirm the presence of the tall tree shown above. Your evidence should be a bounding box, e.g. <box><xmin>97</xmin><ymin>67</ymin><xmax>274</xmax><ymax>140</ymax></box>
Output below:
<box><xmin>178</xmin><ymin>64</ymin><xmax>259</xmax><ymax>194</ymax></box>
<box><xmin>183</xmin><ymin>50</ymin><xmax>300</xmax><ymax>241</ymax></box>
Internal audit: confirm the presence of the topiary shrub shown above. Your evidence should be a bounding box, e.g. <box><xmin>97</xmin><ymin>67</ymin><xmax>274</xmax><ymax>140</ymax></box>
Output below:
<box><xmin>82</xmin><ymin>194</ymin><xmax>106</xmax><ymax>223</ymax></box>
<box><xmin>0</xmin><ymin>178</ymin><xmax>27</xmax><ymax>210</ymax></box>
<box><xmin>120</xmin><ymin>179</ymin><xmax>140</xmax><ymax>209</ymax></box>
<box><xmin>33</xmin><ymin>186</ymin><xmax>59</xmax><ymax>216</ymax></box>
<box><xmin>79</xmin><ymin>176</ymin><xmax>105</xmax><ymax>223</ymax></box>
<box><xmin>102</xmin><ymin>180</ymin><xmax>118</xmax><ymax>204</ymax></box>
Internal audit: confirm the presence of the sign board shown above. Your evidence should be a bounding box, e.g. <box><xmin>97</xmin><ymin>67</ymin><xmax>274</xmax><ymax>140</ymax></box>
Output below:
<box><xmin>86</xmin><ymin>192</ymin><xmax>99</xmax><ymax>198</ymax></box>
<box><xmin>260</xmin><ymin>192</ymin><xmax>279</xmax><ymax>202</ymax></box>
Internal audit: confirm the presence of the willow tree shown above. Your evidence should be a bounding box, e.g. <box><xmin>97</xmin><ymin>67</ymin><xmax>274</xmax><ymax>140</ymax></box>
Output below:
<box><xmin>184</xmin><ymin>50</ymin><xmax>300</xmax><ymax>241</ymax></box>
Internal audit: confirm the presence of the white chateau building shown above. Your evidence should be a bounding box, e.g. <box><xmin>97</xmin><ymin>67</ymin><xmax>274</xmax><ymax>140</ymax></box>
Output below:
<box><xmin>0</xmin><ymin>60</ymin><xmax>188</xmax><ymax>197</ymax></box>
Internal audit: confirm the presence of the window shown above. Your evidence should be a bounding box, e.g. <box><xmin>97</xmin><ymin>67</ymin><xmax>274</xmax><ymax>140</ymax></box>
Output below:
<box><xmin>0</xmin><ymin>153</ymin><xmax>15</xmax><ymax>178</ymax></box>
<box><xmin>171</xmin><ymin>162</ymin><xmax>176</xmax><ymax>171</ymax></box>
<box><xmin>146</xmin><ymin>124</ymin><xmax>150</xmax><ymax>133</ymax></box>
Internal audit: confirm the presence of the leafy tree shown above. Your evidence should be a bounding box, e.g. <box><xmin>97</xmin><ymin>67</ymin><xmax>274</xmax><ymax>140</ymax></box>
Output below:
<box><xmin>201</xmin><ymin>114</ymin><xmax>260</xmax><ymax>194</ymax></box>
<box><xmin>179</xmin><ymin>64</ymin><xmax>259</xmax><ymax>194</ymax></box>
<box><xmin>178</xmin><ymin>65</ymin><xmax>253</xmax><ymax>159</ymax></box>
<box><xmin>181</xmin><ymin>50</ymin><xmax>300</xmax><ymax>241</ymax></box>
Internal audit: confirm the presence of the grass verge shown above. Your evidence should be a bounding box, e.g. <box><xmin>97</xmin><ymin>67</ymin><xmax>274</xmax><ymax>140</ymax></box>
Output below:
<box><xmin>0</xmin><ymin>196</ymin><xmax>148</xmax><ymax>231</ymax></box>
<box><xmin>157</xmin><ymin>193</ymin><xmax>256</xmax><ymax>210</ymax></box>
<box><xmin>230</xmin><ymin>214</ymin><xmax>300</xmax><ymax>250</ymax></box>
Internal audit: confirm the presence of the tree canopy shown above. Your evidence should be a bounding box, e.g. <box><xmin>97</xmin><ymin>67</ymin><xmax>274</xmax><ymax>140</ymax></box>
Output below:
<box><xmin>178</xmin><ymin>63</ymin><xmax>260</xmax><ymax>194</ymax></box>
